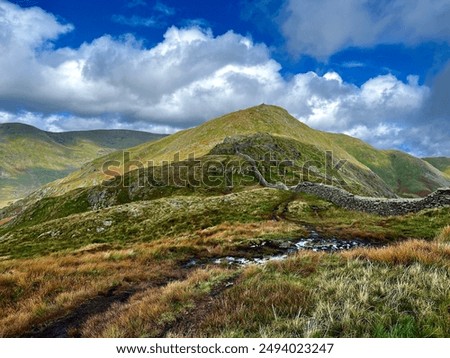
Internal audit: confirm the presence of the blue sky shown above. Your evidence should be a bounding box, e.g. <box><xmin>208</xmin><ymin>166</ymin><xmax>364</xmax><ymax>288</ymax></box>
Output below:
<box><xmin>0</xmin><ymin>0</ymin><xmax>449</xmax><ymax>156</ymax></box>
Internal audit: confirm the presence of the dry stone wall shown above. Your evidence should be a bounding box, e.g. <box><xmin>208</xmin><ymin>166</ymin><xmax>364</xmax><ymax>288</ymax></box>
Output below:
<box><xmin>292</xmin><ymin>182</ymin><xmax>450</xmax><ymax>216</ymax></box>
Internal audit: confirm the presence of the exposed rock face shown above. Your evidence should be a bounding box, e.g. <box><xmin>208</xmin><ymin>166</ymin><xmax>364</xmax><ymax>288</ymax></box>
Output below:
<box><xmin>292</xmin><ymin>182</ymin><xmax>450</xmax><ymax>216</ymax></box>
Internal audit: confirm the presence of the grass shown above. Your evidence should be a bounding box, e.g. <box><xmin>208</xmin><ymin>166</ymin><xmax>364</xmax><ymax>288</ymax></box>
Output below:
<box><xmin>423</xmin><ymin>157</ymin><xmax>450</xmax><ymax>176</ymax></box>
<box><xmin>23</xmin><ymin>104</ymin><xmax>448</xmax><ymax>201</ymax></box>
<box><xmin>330</xmin><ymin>133</ymin><xmax>450</xmax><ymax>197</ymax></box>
<box><xmin>0</xmin><ymin>247</ymin><xmax>182</xmax><ymax>337</ymax></box>
<box><xmin>81</xmin><ymin>267</ymin><xmax>235</xmax><ymax>338</ymax></box>
<box><xmin>2</xmin><ymin>188</ymin><xmax>449</xmax><ymax>260</ymax></box>
<box><xmin>0</xmin><ymin>123</ymin><xmax>164</xmax><ymax>204</ymax></box>
<box><xmin>0</xmin><ymin>188</ymin><xmax>294</xmax><ymax>259</ymax></box>
<box><xmin>0</xmin><ymin>182</ymin><xmax>448</xmax><ymax>337</ymax></box>
<box><xmin>285</xmin><ymin>192</ymin><xmax>450</xmax><ymax>240</ymax></box>
<box><xmin>183</xmin><ymin>237</ymin><xmax>450</xmax><ymax>338</ymax></box>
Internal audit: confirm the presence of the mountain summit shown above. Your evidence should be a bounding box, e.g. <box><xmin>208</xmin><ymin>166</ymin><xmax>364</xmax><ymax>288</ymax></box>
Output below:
<box><xmin>29</xmin><ymin>104</ymin><xmax>448</xmax><ymax>200</ymax></box>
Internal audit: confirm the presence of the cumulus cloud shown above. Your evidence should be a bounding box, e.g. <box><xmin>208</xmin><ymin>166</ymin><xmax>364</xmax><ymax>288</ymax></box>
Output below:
<box><xmin>0</xmin><ymin>0</ymin><xmax>448</xmax><ymax>156</ymax></box>
<box><xmin>281</xmin><ymin>0</ymin><xmax>450</xmax><ymax>58</ymax></box>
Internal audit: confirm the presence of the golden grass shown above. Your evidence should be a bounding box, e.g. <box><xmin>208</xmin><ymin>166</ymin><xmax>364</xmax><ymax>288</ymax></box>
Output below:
<box><xmin>342</xmin><ymin>239</ymin><xmax>450</xmax><ymax>267</ymax></box>
<box><xmin>0</xmin><ymin>247</ymin><xmax>181</xmax><ymax>337</ymax></box>
<box><xmin>180</xmin><ymin>253</ymin><xmax>320</xmax><ymax>338</ymax></box>
<box><xmin>436</xmin><ymin>225</ymin><xmax>450</xmax><ymax>243</ymax></box>
<box><xmin>194</xmin><ymin>220</ymin><xmax>303</xmax><ymax>241</ymax></box>
<box><xmin>140</xmin><ymin>220</ymin><xmax>305</xmax><ymax>259</ymax></box>
<box><xmin>81</xmin><ymin>267</ymin><xmax>233</xmax><ymax>338</ymax></box>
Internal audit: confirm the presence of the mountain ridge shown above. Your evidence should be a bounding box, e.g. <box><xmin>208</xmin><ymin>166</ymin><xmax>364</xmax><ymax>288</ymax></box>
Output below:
<box><xmin>0</xmin><ymin>123</ymin><xmax>166</xmax><ymax>206</ymax></box>
<box><xmin>28</xmin><ymin>104</ymin><xmax>449</xmax><ymax>199</ymax></box>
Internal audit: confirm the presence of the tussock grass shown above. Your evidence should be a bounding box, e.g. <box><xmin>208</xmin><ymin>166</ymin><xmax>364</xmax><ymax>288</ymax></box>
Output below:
<box><xmin>189</xmin><ymin>243</ymin><xmax>450</xmax><ymax>338</ymax></box>
<box><xmin>436</xmin><ymin>225</ymin><xmax>450</xmax><ymax>243</ymax></box>
<box><xmin>182</xmin><ymin>253</ymin><xmax>320</xmax><ymax>338</ymax></box>
<box><xmin>342</xmin><ymin>239</ymin><xmax>450</xmax><ymax>268</ymax></box>
<box><xmin>0</xmin><ymin>248</ymin><xmax>181</xmax><ymax>337</ymax></box>
<box><xmin>81</xmin><ymin>267</ymin><xmax>233</xmax><ymax>338</ymax></box>
<box><xmin>0</xmin><ymin>184</ymin><xmax>448</xmax><ymax>338</ymax></box>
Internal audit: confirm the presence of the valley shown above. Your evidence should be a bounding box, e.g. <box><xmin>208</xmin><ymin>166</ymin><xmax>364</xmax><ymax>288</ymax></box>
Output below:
<box><xmin>0</xmin><ymin>123</ymin><xmax>165</xmax><ymax>207</ymax></box>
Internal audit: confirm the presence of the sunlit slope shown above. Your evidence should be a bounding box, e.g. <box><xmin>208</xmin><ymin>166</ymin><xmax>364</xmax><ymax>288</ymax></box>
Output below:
<box><xmin>329</xmin><ymin>133</ymin><xmax>450</xmax><ymax>196</ymax></box>
<box><xmin>38</xmin><ymin>105</ymin><xmax>373</xmax><ymax>196</ymax></box>
<box><xmin>0</xmin><ymin>123</ymin><xmax>165</xmax><ymax>205</ymax></box>
<box><xmin>423</xmin><ymin>157</ymin><xmax>450</xmax><ymax>177</ymax></box>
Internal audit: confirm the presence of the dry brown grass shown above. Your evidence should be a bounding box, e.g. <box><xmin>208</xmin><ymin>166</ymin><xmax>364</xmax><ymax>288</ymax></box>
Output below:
<box><xmin>342</xmin><ymin>239</ymin><xmax>450</xmax><ymax>267</ymax></box>
<box><xmin>194</xmin><ymin>220</ymin><xmax>305</xmax><ymax>241</ymax></box>
<box><xmin>81</xmin><ymin>267</ymin><xmax>232</xmax><ymax>337</ymax></box>
<box><xmin>436</xmin><ymin>225</ymin><xmax>450</xmax><ymax>243</ymax></box>
<box><xmin>0</xmin><ymin>246</ymin><xmax>182</xmax><ymax>337</ymax></box>
<box><xmin>181</xmin><ymin>253</ymin><xmax>321</xmax><ymax>338</ymax></box>
<box><xmin>141</xmin><ymin>220</ymin><xmax>305</xmax><ymax>259</ymax></box>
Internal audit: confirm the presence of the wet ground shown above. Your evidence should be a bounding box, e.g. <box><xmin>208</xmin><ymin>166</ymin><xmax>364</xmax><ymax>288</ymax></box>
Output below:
<box><xmin>185</xmin><ymin>230</ymin><xmax>384</xmax><ymax>267</ymax></box>
<box><xmin>22</xmin><ymin>230</ymin><xmax>384</xmax><ymax>337</ymax></box>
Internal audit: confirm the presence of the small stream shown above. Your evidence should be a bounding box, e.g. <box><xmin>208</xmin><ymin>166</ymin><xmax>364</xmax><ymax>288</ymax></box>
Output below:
<box><xmin>185</xmin><ymin>230</ymin><xmax>384</xmax><ymax>268</ymax></box>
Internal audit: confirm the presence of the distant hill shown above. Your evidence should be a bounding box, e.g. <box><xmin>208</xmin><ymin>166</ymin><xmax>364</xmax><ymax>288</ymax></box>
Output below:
<box><xmin>31</xmin><ymin>104</ymin><xmax>448</xmax><ymax>199</ymax></box>
<box><xmin>2</xmin><ymin>104</ymin><xmax>450</xmax><ymax>233</ymax></box>
<box><xmin>328</xmin><ymin>134</ymin><xmax>450</xmax><ymax>197</ymax></box>
<box><xmin>0</xmin><ymin>123</ymin><xmax>165</xmax><ymax>206</ymax></box>
<box><xmin>423</xmin><ymin>157</ymin><xmax>450</xmax><ymax>176</ymax></box>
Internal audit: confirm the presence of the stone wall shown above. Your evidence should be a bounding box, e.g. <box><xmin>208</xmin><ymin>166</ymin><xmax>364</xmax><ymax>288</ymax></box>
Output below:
<box><xmin>292</xmin><ymin>182</ymin><xmax>450</xmax><ymax>216</ymax></box>
<box><xmin>239</xmin><ymin>150</ymin><xmax>450</xmax><ymax>216</ymax></box>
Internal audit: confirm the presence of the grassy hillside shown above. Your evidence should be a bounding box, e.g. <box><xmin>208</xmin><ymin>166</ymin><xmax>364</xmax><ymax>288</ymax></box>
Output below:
<box><xmin>27</xmin><ymin>105</ymin><xmax>448</xmax><ymax>200</ymax></box>
<box><xmin>0</xmin><ymin>187</ymin><xmax>448</xmax><ymax>337</ymax></box>
<box><xmin>328</xmin><ymin>133</ymin><xmax>450</xmax><ymax>197</ymax></box>
<box><xmin>0</xmin><ymin>123</ymin><xmax>165</xmax><ymax>206</ymax></box>
<box><xmin>0</xmin><ymin>112</ymin><xmax>448</xmax><ymax>338</ymax></box>
<box><xmin>423</xmin><ymin>157</ymin><xmax>450</xmax><ymax>176</ymax></box>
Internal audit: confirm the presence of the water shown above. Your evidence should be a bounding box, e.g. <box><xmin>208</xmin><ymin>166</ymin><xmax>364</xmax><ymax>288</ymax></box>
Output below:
<box><xmin>184</xmin><ymin>230</ymin><xmax>383</xmax><ymax>268</ymax></box>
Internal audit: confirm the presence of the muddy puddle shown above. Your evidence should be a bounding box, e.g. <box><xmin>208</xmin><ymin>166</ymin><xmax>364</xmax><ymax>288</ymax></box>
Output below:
<box><xmin>185</xmin><ymin>230</ymin><xmax>384</xmax><ymax>268</ymax></box>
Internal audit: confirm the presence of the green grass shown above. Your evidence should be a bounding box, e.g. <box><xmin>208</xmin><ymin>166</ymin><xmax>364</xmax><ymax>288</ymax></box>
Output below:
<box><xmin>2</xmin><ymin>186</ymin><xmax>449</xmax><ymax>260</ymax></box>
<box><xmin>0</xmin><ymin>123</ymin><xmax>164</xmax><ymax>204</ymax></box>
<box><xmin>191</xmin><ymin>252</ymin><xmax>449</xmax><ymax>338</ymax></box>
<box><xmin>31</xmin><ymin>104</ymin><xmax>449</xmax><ymax>201</ymax></box>
<box><xmin>423</xmin><ymin>157</ymin><xmax>450</xmax><ymax>176</ymax></box>
<box><xmin>329</xmin><ymin>133</ymin><xmax>450</xmax><ymax>197</ymax></box>
<box><xmin>285</xmin><ymin>192</ymin><xmax>450</xmax><ymax>240</ymax></box>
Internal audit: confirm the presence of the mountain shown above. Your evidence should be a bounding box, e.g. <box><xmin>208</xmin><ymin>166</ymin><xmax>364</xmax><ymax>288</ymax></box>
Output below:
<box><xmin>0</xmin><ymin>123</ymin><xmax>165</xmax><ymax>206</ymax></box>
<box><xmin>328</xmin><ymin>134</ymin><xmax>450</xmax><ymax>197</ymax></box>
<box><xmin>0</xmin><ymin>106</ymin><xmax>449</xmax><ymax>339</ymax></box>
<box><xmin>423</xmin><ymin>157</ymin><xmax>450</xmax><ymax>176</ymax></box>
<box><xmin>25</xmin><ymin>104</ymin><xmax>449</xmax><ymax>200</ymax></box>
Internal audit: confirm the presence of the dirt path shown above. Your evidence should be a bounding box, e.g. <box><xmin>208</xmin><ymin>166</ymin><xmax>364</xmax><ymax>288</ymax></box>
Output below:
<box><xmin>0</xmin><ymin>216</ymin><xmax>13</xmax><ymax>226</ymax></box>
<box><xmin>24</xmin><ymin>285</ymin><xmax>138</xmax><ymax>338</ymax></box>
<box><xmin>22</xmin><ymin>274</ymin><xmax>186</xmax><ymax>338</ymax></box>
<box><xmin>159</xmin><ymin>273</ymin><xmax>241</xmax><ymax>338</ymax></box>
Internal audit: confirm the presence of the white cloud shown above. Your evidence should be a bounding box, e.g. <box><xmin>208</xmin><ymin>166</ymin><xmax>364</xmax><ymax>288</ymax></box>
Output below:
<box><xmin>281</xmin><ymin>0</ymin><xmax>450</xmax><ymax>58</ymax></box>
<box><xmin>111</xmin><ymin>15</ymin><xmax>161</xmax><ymax>28</ymax></box>
<box><xmin>154</xmin><ymin>2</ymin><xmax>175</xmax><ymax>16</ymax></box>
<box><xmin>0</xmin><ymin>0</ymin><xmax>448</xmax><ymax>156</ymax></box>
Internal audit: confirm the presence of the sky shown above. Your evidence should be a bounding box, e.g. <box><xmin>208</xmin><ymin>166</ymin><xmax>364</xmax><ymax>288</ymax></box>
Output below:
<box><xmin>0</xmin><ymin>0</ymin><xmax>449</xmax><ymax>157</ymax></box>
